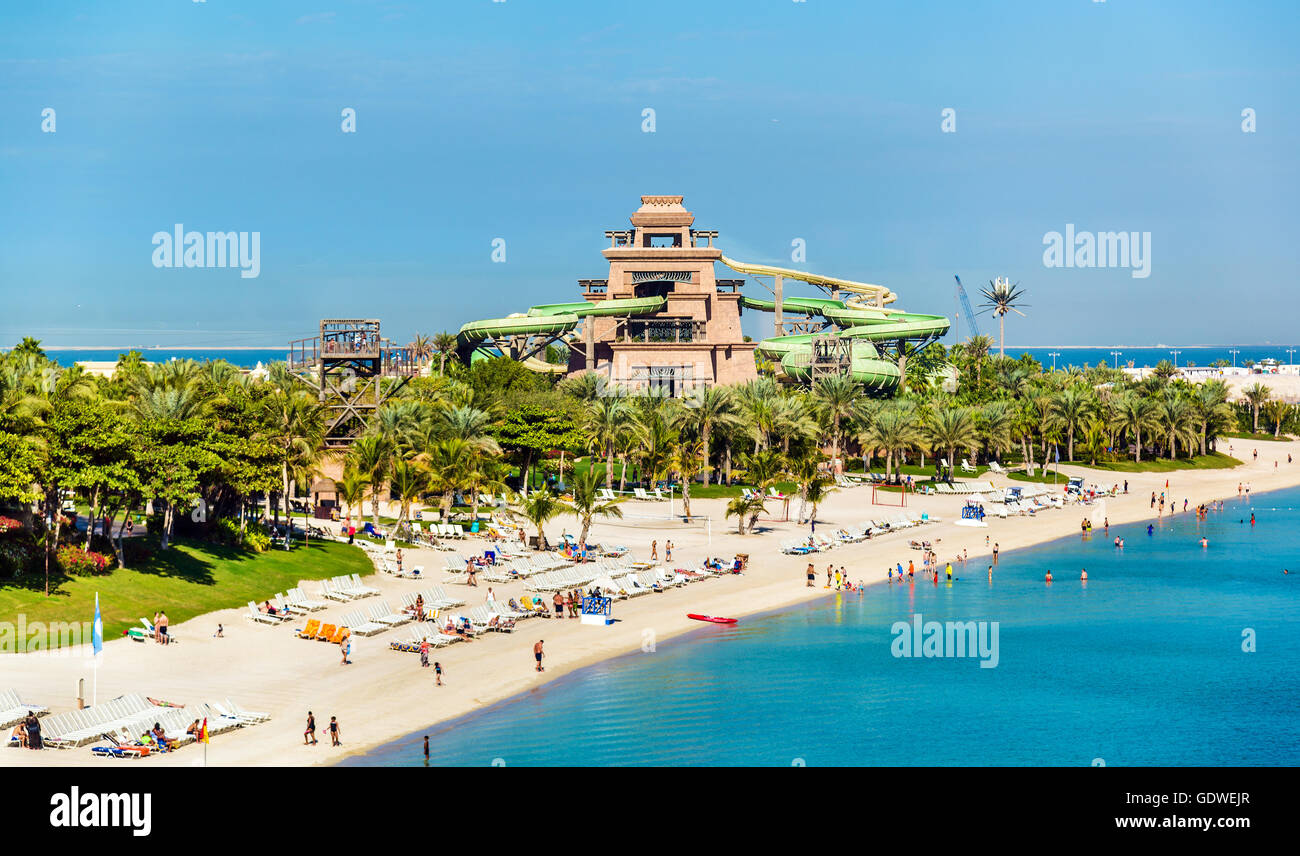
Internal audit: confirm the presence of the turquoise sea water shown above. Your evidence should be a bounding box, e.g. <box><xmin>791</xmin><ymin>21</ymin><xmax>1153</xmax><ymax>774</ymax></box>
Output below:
<box><xmin>344</xmin><ymin>487</ymin><xmax>1300</xmax><ymax>767</ymax></box>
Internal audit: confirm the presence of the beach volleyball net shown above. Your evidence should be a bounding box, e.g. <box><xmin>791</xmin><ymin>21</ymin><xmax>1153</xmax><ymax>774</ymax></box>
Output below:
<box><xmin>872</xmin><ymin>484</ymin><xmax>909</xmax><ymax>506</ymax></box>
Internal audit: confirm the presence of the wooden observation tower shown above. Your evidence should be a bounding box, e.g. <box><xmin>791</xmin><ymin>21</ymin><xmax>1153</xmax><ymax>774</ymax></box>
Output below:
<box><xmin>288</xmin><ymin>319</ymin><xmax>418</xmax><ymax>449</ymax></box>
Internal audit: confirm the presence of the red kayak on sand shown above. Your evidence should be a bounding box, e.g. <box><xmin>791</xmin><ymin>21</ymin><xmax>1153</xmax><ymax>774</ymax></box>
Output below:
<box><xmin>687</xmin><ymin>613</ymin><xmax>737</xmax><ymax>624</ymax></box>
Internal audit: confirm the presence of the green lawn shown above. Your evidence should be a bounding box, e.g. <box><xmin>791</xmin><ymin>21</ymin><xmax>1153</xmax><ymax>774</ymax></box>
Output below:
<box><xmin>1005</xmin><ymin>453</ymin><xmax>1241</xmax><ymax>477</ymax></box>
<box><xmin>0</xmin><ymin>538</ymin><xmax>372</xmax><ymax>648</ymax></box>
<box><xmin>1083</xmin><ymin>452</ymin><xmax>1242</xmax><ymax>473</ymax></box>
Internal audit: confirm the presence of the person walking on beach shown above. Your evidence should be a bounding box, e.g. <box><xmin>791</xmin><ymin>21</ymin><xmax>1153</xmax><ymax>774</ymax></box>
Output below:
<box><xmin>1123</xmin><ymin>479</ymin><xmax>1128</xmax><ymax>494</ymax></box>
<box><xmin>434</xmin><ymin>662</ymin><xmax>443</xmax><ymax>686</ymax></box>
<box><xmin>552</xmin><ymin>591</ymin><xmax>565</xmax><ymax>618</ymax></box>
<box><xmin>992</xmin><ymin>542</ymin><xmax>999</xmax><ymax>565</ymax></box>
<box><xmin>328</xmin><ymin>716</ymin><xmax>341</xmax><ymax>747</ymax></box>
<box><xmin>650</xmin><ymin>540</ymin><xmax>658</xmax><ymax>561</ymax></box>
<box><xmin>665</xmin><ymin>540</ymin><xmax>673</xmax><ymax>562</ymax></box>
<box><xmin>806</xmin><ymin>562</ymin><xmax>815</xmax><ymax>587</ymax></box>
<box><xmin>304</xmin><ymin>711</ymin><xmax>317</xmax><ymax>745</ymax></box>
<box><xmin>414</xmin><ymin>593</ymin><xmax>424</xmax><ymax>622</ymax></box>
<box><xmin>419</xmin><ymin>637</ymin><xmax>430</xmax><ymax>668</ymax></box>
<box><xmin>340</xmin><ymin>635</ymin><xmax>351</xmax><ymax>665</ymax></box>
<box><xmin>534</xmin><ymin>640</ymin><xmax>545</xmax><ymax>672</ymax></box>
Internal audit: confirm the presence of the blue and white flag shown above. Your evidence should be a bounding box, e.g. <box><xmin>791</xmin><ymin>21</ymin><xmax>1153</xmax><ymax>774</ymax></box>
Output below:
<box><xmin>1054</xmin><ymin>446</ymin><xmax>1060</xmax><ymax>464</ymax></box>
<box><xmin>92</xmin><ymin>592</ymin><xmax>103</xmax><ymax>660</ymax></box>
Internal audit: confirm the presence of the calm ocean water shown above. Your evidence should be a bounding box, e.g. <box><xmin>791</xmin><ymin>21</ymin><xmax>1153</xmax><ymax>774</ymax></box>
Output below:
<box><xmin>344</xmin><ymin>487</ymin><xmax>1300</xmax><ymax>767</ymax></box>
<box><xmin>1013</xmin><ymin>345</ymin><xmax>1295</xmax><ymax>370</ymax></box>
<box><xmin>35</xmin><ymin>348</ymin><xmax>288</xmax><ymax>369</ymax></box>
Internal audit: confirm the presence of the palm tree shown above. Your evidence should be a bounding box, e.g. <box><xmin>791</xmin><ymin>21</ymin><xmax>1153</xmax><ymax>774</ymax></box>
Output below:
<box><xmin>679</xmin><ymin>385</ymin><xmax>740</xmax><ymax>485</ymax></box>
<box><xmin>860</xmin><ymin>404</ymin><xmax>922</xmax><ymax>483</ymax></box>
<box><xmin>409</xmin><ymin>334</ymin><xmax>433</xmax><ymax>371</ymax></box>
<box><xmin>1262</xmin><ymin>400</ymin><xmax>1294</xmax><ymax>439</ymax></box>
<box><xmin>432</xmin><ymin>333</ymin><xmax>458</xmax><ymax>374</ymax></box>
<box><xmin>1079</xmin><ymin>418</ymin><xmax>1108</xmax><ymax>466</ymax></box>
<box><xmin>568</xmin><ymin>466</ymin><xmax>623</xmax><ymax>546</ymax></box>
<box><xmin>1049</xmin><ymin>386</ymin><xmax>1097</xmax><ymax>462</ymax></box>
<box><xmin>725</xmin><ymin>493</ymin><xmax>766</xmax><ymax>535</ymax></box>
<box><xmin>515</xmin><ymin>489</ymin><xmax>564</xmax><ymax>550</ymax></box>
<box><xmin>347</xmin><ymin>433</ymin><xmax>393</xmax><ymax>526</ymax></box>
<box><xmin>557</xmin><ymin>371</ymin><xmax>608</xmax><ymax>402</ymax></box>
<box><xmin>260</xmin><ymin>388</ymin><xmax>326</xmax><ymax>527</ymax></box>
<box><xmin>1193</xmin><ymin>380</ymin><xmax>1233</xmax><ymax>453</ymax></box>
<box><xmin>925</xmin><ymin>406</ymin><xmax>978</xmax><ymax>478</ymax></box>
<box><xmin>668</xmin><ymin>437</ymin><xmax>707</xmax><ymax>521</ymax></box>
<box><xmin>811</xmin><ymin>375</ymin><xmax>858</xmax><ymax>466</ymax></box>
<box><xmin>336</xmin><ymin>469</ymin><xmax>371</xmax><ymax>521</ymax></box>
<box><xmin>736</xmin><ymin>448</ymin><xmax>785</xmax><ymax>493</ymax></box>
<box><xmin>803</xmin><ymin>473</ymin><xmax>834</xmax><ymax>527</ymax></box>
<box><xmin>979</xmin><ymin>277</ymin><xmax>1028</xmax><ymax>357</ymax></box>
<box><xmin>1109</xmin><ymin>392</ymin><xmax>1156</xmax><ymax>462</ymax></box>
<box><xmin>1240</xmin><ymin>382</ymin><xmax>1272</xmax><ymax>433</ymax></box>
<box><xmin>585</xmin><ymin>397</ymin><xmax>630</xmax><ymax>489</ymax></box>
<box><xmin>964</xmin><ymin>335</ymin><xmax>993</xmax><ymax>386</ymax></box>
<box><xmin>1155</xmin><ymin>390</ymin><xmax>1195</xmax><ymax>459</ymax></box>
<box><xmin>388</xmin><ymin>459</ymin><xmax>428</xmax><ymax>534</ymax></box>
<box><xmin>978</xmin><ymin>400</ymin><xmax>1015</xmax><ymax>464</ymax></box>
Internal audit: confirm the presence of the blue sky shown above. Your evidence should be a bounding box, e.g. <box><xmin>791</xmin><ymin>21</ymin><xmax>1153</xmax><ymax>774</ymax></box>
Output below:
<box><xmin>1</xmin><ymin>0</ymin><xmax>1296</xmax><ymax>347</ymax></box>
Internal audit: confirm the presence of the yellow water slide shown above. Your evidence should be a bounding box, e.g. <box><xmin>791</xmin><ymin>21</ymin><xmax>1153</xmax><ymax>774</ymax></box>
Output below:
<box><xmin>718</xmin><ymin>255</ymin><xmax>898</xmax><ymax>307</ymax></box>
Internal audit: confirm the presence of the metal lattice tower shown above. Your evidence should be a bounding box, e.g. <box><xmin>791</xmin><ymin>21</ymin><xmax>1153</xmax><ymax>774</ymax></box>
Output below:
<box><xmin>289</xmin><ymin>319</ymin><xmax>418</xmax><ymax>449</ymax></box>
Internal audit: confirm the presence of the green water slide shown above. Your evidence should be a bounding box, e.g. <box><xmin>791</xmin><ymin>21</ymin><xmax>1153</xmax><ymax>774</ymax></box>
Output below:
<box><xmin>743</xmin><ymin>296</ymin><xmax>949</xmax><ymax>390</ymax></box>
<box><xmin>456</xmin><ymin>296</ymin><xmax>665</xmax><ymax>368</ymax></box>
<box><xmin>779</xmin><ymin>340</ymin><xmax>902</xmax><ymax>390</ymax></box>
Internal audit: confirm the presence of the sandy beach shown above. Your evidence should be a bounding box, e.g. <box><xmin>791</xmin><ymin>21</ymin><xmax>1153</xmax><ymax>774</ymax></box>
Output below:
<box><xmin>4</xmin><ymin>439</ymin><xmax>1298</xmax><ymax>768</ymax></box>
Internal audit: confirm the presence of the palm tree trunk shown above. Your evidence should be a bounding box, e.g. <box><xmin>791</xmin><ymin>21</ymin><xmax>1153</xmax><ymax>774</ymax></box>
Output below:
<box><xmin>701</xmin><ymin>425</ymin><xmax>711</xmax><ymax>486</ymax></box>
<box><xmin>605</xmin><ymin>447</ymin><xmax>614</xmax><ymax>489</ymax></box>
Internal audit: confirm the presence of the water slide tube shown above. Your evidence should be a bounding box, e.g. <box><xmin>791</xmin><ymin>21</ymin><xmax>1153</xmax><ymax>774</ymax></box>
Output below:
<box><xmin>456</xmin><ymin>296</ymin><xmax>665</xmax><ymax>371</ymax></box>
<box><xmin>725</xmin><ymin>257</ymin><xmax>949</xmax><ymax>390</ymax></box>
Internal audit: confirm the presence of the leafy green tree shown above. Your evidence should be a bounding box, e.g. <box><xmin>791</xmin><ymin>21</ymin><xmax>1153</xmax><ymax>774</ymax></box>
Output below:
<box><xmin>492</xmin><ymin>402</ymin><xmax>583</xmax><ymax>493</ymax></box>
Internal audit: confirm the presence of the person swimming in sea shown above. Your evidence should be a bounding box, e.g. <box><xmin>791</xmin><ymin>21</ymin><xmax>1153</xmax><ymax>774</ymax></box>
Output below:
<box><xmin>1080</xmin><ymin>569</ymin><xmax>1087</xmax><ymax>581</ymax></box>
<box><xmin>1147</xmin><ymin>524</ymin><xmax>1154</xmax><ymax>536</ymax></box>
<box><xmin>1045</xmin><ymin>570</ymin><xmax>1053</xmax><ymax>583</ymax></box>
<box><xmin>1200</xmin><ymin>537</ymin><xmax>1208</xmax><ymax>548</ymax></box>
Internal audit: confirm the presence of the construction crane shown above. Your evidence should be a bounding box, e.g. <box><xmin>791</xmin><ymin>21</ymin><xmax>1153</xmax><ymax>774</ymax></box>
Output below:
<box><xmin>953</xmin><ymin>275</ymin><xmax>982</xmax><ymax>342</ymax></box>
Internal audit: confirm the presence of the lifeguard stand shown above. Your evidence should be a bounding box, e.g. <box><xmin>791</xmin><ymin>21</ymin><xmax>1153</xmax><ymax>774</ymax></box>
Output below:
<box><xmin>288</xmin><ymin>319</ymin><xmax>418</xmax><ymax>448</ymax></box>
<box><xmin>580</xmin><ymin>595</ymin><xmax>613</xmax><ymax>626</ymax></box>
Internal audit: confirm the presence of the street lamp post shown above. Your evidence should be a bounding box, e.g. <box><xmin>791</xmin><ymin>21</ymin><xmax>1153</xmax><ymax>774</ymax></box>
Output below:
<box><xmin>1287</xmin><ymin>347</ymin><xmax>1296</xmax><ymax>366</ymax></box>
<box><xmin>1110</xmin><ymin>350</ymin><xmax>1122</xmax><ymax>369</ymax></box>
<box><xmin>1229</xmin><ymin>348</ymin><xmax>1240</xmax><ymax>367</ymax></box>
<box><xmin>1048</xmin><ymin>351</ymin><xmax>1061</xmax><ymax>372</ymax></box>
<box><xmin>1170</xmin><ymin>349</ymin><xmax>1182</xmax><ymax>368</ymax></box>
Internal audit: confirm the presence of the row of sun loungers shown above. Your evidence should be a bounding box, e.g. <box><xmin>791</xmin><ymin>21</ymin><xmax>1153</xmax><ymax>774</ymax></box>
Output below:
<box><xmin>23</xmin><ymin>693</ymin><xmax>268</xmax><ymax>751</ymax></box>
<box><xmin>0</xmin><ymin>689</ymin><xmax>47</xmax><ymax>729</ymax></box>
<box><xmin>930</xmin><ymin>480</ymin><xmax>996</xmax><ymax>496</ymax></box>
<box><xmin>780</xmin><ymin>513</ymin><xmax>937</xmax><ymax>554</ymax></box>
<box><xmin>740</xmin><ymin>487</ymin><xmax>787</xmax><ymax>501</ymax></box>
<box><xmin>442</xmin><ymin>551</ymin><xmax>572</xmax><ymax>583</ymax></box>
<box><xmin>317</xmin><ymin>574</ymin><xmax>380</xmax><ymax>602</ymax></box>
